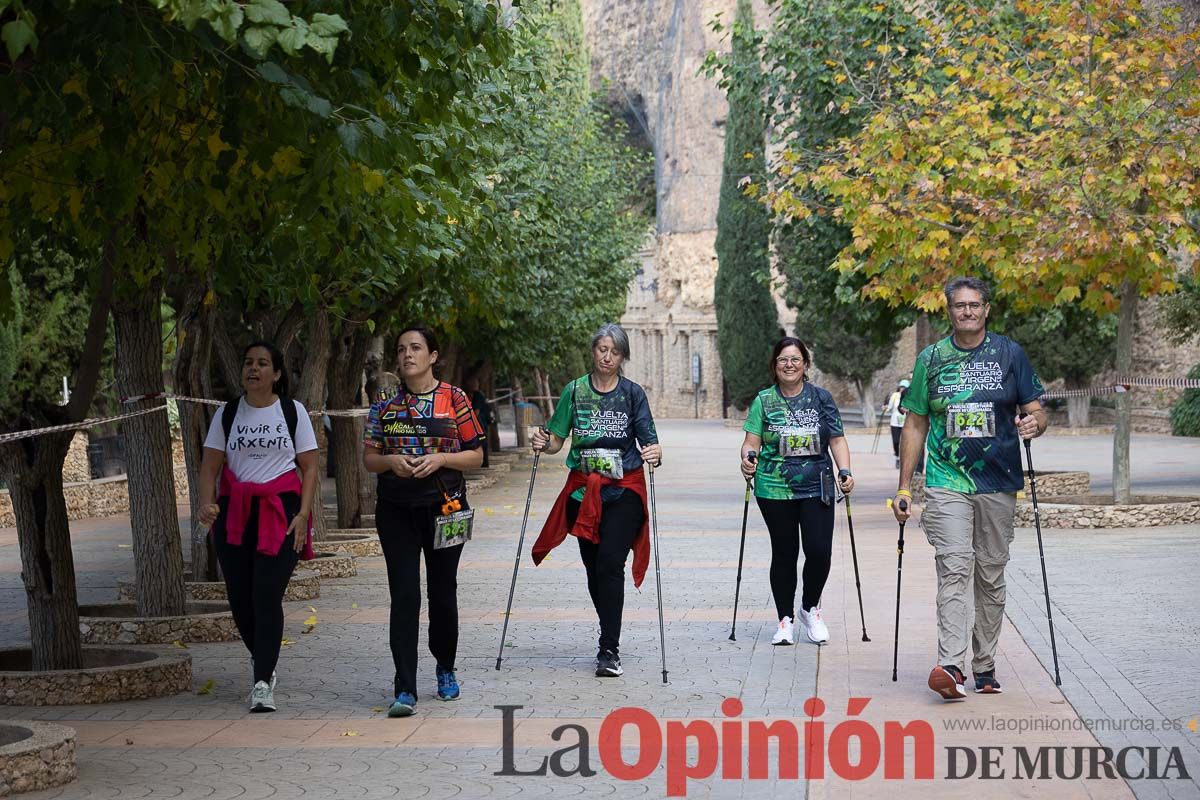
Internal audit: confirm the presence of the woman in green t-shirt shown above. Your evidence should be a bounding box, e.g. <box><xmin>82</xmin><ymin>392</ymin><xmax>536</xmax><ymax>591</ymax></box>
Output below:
<box><xmin>739</xmin><ymin>337</ymin><xmax>854</xmax><ymax>646</ymax></box>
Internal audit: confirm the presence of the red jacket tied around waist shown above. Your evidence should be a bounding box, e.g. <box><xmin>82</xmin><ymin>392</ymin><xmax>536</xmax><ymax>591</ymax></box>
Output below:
<box><xmin>218</xmin><ymin>469</ymin><xmax>314</xmax><ymax>560</ymax></box>
<box><xmin>531</xmin><ymin>469</ymin><xmax>650</xmax><ymax>587</ymax></box>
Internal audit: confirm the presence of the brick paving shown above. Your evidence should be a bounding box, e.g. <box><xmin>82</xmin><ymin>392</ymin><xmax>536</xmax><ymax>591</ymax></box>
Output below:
<box><xmin>1</xmin><ymin>421</ymin><xmax>1197</xmax><ymax>798</ymax></box>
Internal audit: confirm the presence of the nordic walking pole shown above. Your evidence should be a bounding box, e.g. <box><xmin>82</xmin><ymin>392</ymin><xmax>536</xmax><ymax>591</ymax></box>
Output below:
<box><xmin>729</xmin><ymin>451</ymin><xmax>757</xmax><ymax>641</ymax></box>
<box><xmin>496</xmin><ymin>428</ymin><xmax>545</xmax><ymax>670</ymax></box>
<box><xmin>871</xmin><ymin>419</ymin><xmax>884</xmax><ymax>455</ymax></box>
<box><xmin>891</xmin><ymin>497</ymin><xmax>908</xmax><ymax>682</ymax></box>
<box><xmin>648</xmin><ymin>458</ymin><xmax>669</xmax><ymax>685</ymax></box>
<box><xmin>842</xmin><ymin>492</ymin><xmax>870</xmax><ymax>642</ymax></box>
<box><xmin>1021</xmin><ymin>417</ymin><xmax>1062</xmax><ymax>686</ymax></box>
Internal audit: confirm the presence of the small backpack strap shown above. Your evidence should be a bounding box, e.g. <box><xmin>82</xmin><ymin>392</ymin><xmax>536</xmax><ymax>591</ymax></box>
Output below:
<box><xmin>221</xmin><ymin>397</ymin><xmax>241</xmax><ymax>444</ymax></box>
<box><xmin>280</xmin><ymin>396</ymin><xmax>299</xmax><ymax>447</ymax></box>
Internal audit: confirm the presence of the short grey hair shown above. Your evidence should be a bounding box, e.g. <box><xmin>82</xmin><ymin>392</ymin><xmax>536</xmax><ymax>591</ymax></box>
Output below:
<box><xmin>591</xmin><ymin>322</ymin><xmax>631</xmax><ymax>361</ymax></box>
<box><xmin>944</xmin><ymin>276</ymin><xmax>991</xmax><ymax>306</ymax></box>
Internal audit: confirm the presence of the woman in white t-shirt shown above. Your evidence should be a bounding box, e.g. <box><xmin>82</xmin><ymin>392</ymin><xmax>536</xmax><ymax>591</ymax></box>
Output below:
<box><xmin>198</xmin><ymin>340</ymin><xmax>319</xmax><ymax>713</ymax></box>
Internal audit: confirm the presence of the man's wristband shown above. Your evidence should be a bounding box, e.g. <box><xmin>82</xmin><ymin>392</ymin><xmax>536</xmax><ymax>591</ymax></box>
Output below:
<box><xmin>838</xmin><ymin>468</ymin><xmax>852</xmax><ymax>479</ymax></box>
<box><xmin>895</xmin><ymin>489</ymin><xmax>912</xmax><ymax>498</ymax></box>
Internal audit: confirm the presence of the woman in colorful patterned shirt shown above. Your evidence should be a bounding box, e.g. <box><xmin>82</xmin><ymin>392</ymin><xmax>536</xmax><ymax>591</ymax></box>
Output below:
<box><xmin>739</xmin><ymin>337</ymin><xmax>854</xmax><ymax>646</ymax></box>
<box><xmin>530</xmin><ymin>323</ymin><xmax>662</xmax><ymax>678</ymax></box>
<box><xmin>363</xmin><ymin>326</ymin><xmax>484</xmax><ymax>718</ymax></box>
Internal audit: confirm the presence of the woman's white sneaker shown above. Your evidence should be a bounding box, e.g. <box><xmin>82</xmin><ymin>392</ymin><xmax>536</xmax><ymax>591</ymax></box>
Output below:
<box><xmin>249</xmin><ymin>681</ymin><xmax>276</xmax><ymax>713</ymax></box>
<box><xmin>797</xmin><ymin>606</ymin><xmax>829</xmax><ymax>644</ymax></box>
<box><xmin>771</xmin><ymin>616</ymin><xmax>795</xmax><ymax>646</ymax></box>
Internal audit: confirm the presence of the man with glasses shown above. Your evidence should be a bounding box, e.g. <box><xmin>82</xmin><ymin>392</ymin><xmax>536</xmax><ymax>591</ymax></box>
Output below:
<box><xmin>891</xmin><ymin>276</ymin><xmax>1047</xmax><ymax>700</ymax></box>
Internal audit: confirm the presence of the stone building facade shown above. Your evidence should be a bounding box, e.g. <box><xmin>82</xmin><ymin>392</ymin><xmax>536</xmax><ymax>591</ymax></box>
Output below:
<box><xmin>582</xmin><ymin>0</ymin><xmax>1200</xmax><ymax>426</ymax></box>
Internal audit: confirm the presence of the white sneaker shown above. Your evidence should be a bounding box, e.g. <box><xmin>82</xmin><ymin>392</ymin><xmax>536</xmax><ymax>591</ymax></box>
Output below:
<box><xmin>797</xmin><ymin>606</ymin><xmax>829</xmax><ymax>644</ymax></box>
<box><xmin>249</xmin><ymin>681</ymin><xmax>276</xmax><ymax>713</ymax></box>
<box><xmin>771</xmin><ymin>616</ymin><xmax>795</xmax><ymax>646</ymax></box>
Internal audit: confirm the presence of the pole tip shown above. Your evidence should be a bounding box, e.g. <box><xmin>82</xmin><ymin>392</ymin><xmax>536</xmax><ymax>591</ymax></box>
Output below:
<box><xmin>495</xmin><ymin>660</ymin><xmax>502</xmax><ymax>671</ymax></box>
<box><xmin>862</xmin><ymin>634</ymin><xmax>871</xmax><ymax>642</ymax></box>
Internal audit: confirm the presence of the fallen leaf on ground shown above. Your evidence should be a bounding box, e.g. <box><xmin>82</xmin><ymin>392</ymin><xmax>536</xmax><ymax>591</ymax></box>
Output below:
<box><xmin>370</xmin><ymin>706</ymin><xmax>385</xmax><ymax>713</ymax></box>
<box><xmin>341</xmin><ymin>730</ymin><xmax>359</xmax><ymax>737</ymax></box>
<box><xmin>351</xmin><ymin>603</ymin><xmax>359</xmax><ymax>609</ymax></box>
<box><xmin>196</xmin><ymin>678</ymin><xmax>216</xmax><ymax>695</ymax></box>
<box><xmin>503</xmin><ymin>504</ymin><xmax>515</xmax><ymax>509</ymax></box>
<box><xmin>484</xmin><ymin>508</ymin><xmax>494</xmax><ymax>515</ymax></box>
<box><xmin>302</xmin><ymin>615</ymin><xmax>318</xmax><ymax>626</ymax></box>
<box><xmin>172</xmin><ymin>640</ymin><xmax>188</xmax><ymax>649</ymax></box>
<box><xmin>281</xmin><ymin>638</ymin><xmax>296</xmax><ymax>646</ymax></box>
<box><xmin>117</xmin><ymin>544</ymin><xmax>131</xmax><ymax>549</ymax></box>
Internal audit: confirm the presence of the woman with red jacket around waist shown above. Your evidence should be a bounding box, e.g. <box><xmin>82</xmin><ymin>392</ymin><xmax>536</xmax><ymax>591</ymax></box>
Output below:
<box><xmin>363</xmin><ymin>325</ymin><xmax>484</xmax><ymax>718</ymax></box>
<box><xmin>530</xmin><ymin>322</ymin><xmax>662</xmax><ymax>679</ymax></box>
<box><xmin>197</xmin><ymin>340</ymin><xmax>320</xmax><ymax>713</ymax></box>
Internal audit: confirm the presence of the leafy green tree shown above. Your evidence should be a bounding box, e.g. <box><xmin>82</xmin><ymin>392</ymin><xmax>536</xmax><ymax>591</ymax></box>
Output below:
<box><xmin>772</xmin><ymin>0</ymin><xmax>1200</xmax><ymax>501</ymax></box>
<box><xmin>713</xmin><ymin>0</ymin><xmax>778</xmax><ymax>410</ymax></box>
<box><xmin>1170</xmin><ymin>364</ymin><xmax>1200</xmax><ymax>437</ymax></box>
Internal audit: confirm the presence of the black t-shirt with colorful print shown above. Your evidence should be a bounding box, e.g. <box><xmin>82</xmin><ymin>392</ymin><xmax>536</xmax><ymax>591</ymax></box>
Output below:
<box><xmin>364</xmin><ymin>382</ymin><xmax>483</xmax><ymax>506</ymax></box>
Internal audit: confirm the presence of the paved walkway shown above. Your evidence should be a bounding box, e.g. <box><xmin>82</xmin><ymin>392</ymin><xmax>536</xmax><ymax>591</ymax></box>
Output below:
<box><xmin>1</xmin><ymin>421</ymin><xmax>1197</xmax><ymax>799</ymax></box>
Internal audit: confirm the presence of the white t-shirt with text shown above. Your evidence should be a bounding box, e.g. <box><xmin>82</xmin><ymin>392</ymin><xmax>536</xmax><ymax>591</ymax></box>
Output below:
<box><xmin>203</xmin><ymin>398</ymin><xmax>318</xmax><ymax>484</ymax></box>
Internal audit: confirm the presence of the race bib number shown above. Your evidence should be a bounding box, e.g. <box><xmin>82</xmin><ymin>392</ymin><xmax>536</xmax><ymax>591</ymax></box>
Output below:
<box><xmin>946</xmin><ymin>402</ymin><xmax>997</xmax><ymax>439</ymax></box>
<box><xmin>779</xmin><ymin>426</ymin><xmax>821</xmax><ymax>457</ymax></box>
<box><xmin>580</xmin><ymin>448</ymin><xmax>624</xmax><ymax>479</ymax></box>
<box><xmin>434</xmin><ymin>508</ymin><xmax>475</xmax><ymax>550</ymax></box>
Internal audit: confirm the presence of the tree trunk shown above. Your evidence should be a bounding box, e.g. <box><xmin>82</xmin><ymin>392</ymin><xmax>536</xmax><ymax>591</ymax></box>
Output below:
<box><xmin>0</xmin><ymin>435</ymin><xmax>83</xmax><ymax>670</ymax></box>
<box><xmin>1112</xmin><ymin>280</ymin><xmax>1137</xmax><ymax>504</ymax></box>
<box><xmin>327</xmin><ymin>325</ymin><xmax>370</xmax><ymax>529</ymax></box>
<box><xmin>292</xmin><ymin>308</ymin><xmax>332</xmax><ymax>542</ymax></box>
<box><xmin>170</xmin><ymin>279</ymin><xmax>220</xmax><ymax>581</ymax></box>
<box><xmin>855</xmin><ymin>378</ymin><xmax>878</xmax><ymax>428</ymax></box>
<box><xmin>114</xmin><ymin>284</ymin><xmax>186</xmax><ymax>617</ymax></box>
<box><xmin>1065</xmin><ymin>376</ymin><xmax>1090</xmax><ymax>429</ymax></box>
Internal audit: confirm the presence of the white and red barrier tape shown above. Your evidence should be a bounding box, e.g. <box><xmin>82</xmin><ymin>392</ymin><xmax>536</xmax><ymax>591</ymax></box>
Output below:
<box><xmin>6</xmin><ymin>376</ymin><xmax>1198</xmax><ymax>445</ymax></box>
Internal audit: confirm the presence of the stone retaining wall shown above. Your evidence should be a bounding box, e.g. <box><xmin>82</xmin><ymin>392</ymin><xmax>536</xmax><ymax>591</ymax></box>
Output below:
<box><xmin>909</xmin><ymin>471</ymin><xmax>1091</xmax><ymax>504</ymax></box>
<box><xmin>295</xmin><ymin>553</ymin><xmax>357</xmax><ymax>579</ymax></box>
<box><xmin>323</xmin><ymin>531</ymin><xmax>382</xmax><ymax>558</ymax></box>
<box><xmin>0</xmin><ymin>647</ymin><xmax>191</xmax><ymax>706</ymax></box>
<box><xmin>0</xmin><ymin>721</ymin><xmax>76</xmax><ymax>795</ymax></box>
<box><xmin>116</xmin><ymin>573</ymin><xmax>320</xmax><ymax>603</ymax></box>
<box><xmin>79</xmin><ymin>604</ymin><xmax>239</xmax><ymax>645</ymax></box>
<box><xmin>1015</xmin><ymin>496</ymin><xmax>1200</xmax><ymax>529</ymax></box>
<box><xmin>0</xmin><ymin>466</ymin><xmax>190</xmax><ymax>528</ymax></box>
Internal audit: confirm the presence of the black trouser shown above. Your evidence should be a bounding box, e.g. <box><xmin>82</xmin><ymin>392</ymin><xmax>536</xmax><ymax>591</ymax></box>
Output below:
<box><xmin>566</xmin><ymin>491</ymin><xmax>644</xmax><ymax>655</ymax></box>
<box><xmin>377</xmin><ymin>499</ymin><xmax>464</xmax><ymax>697</ymax></box>
<box><xmin>891</xmin><ymin>425</ymin><xmax>903</xmax><ymax>457</ymax></box>
<box><xmin>212</xmin><ymin>493</ymin><xmax>301</xmax><ymax>685</ymax></box>
<box><xmin>756</xmin><ymin>496</ymin><xmax>835</xmax><ymax>620</ymax></box>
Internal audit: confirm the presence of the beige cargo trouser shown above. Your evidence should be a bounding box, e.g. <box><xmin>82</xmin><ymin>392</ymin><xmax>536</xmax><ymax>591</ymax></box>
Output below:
<box><xmin>920</xmin><ymin>487</ymin><xmax>1017</xmax><ymax>674</ymax></box>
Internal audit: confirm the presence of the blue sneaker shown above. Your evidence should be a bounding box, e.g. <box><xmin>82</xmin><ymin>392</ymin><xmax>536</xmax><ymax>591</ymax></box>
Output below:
<box><xmin>436</xmin><ymin>666</ymin><xmax>460</xmax><ymax>701</ymax></box>
<box><xmin>388</xmin><ymin>691</ymin><xmax>416</xmax><ymax>717</ymax></box>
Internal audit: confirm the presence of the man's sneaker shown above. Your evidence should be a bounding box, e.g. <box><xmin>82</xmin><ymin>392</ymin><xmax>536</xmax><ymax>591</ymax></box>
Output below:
<box><xmin>771</xmin><ymin>616</ymin><xmax>795</xmax><ymax>646</ymax></box>
<box><xmin>388</xmin><ymin>691</ymin><xmax>417</xmax><ymax>718</ymax></box>
<box><xmin>928</xmin><ymin>665</ymin><xmax>968</xmax><ymax>700</ymax></box>
<box><xmin>249</xmin><ymin>681</ymin><xmax>276</xmax><ymax>713</ymax></box>
<box><xmin>974</xmin><ymin>670</ymin><xmax>1003</xmax><ymax>694</ymax></box>
<box><xmin>596</xmin><ymin>650</ymin><xmax>624</xmax><ymax>677</ymax></box>
<box><xmin>436</xmin><ymin>666</ymin><xmax>461</xmax><ymax>701</ymax></box>
<box><xmin>797</xmin><ymin>606</ymin><xmax>829</xmax><ymax>644</ymax></box>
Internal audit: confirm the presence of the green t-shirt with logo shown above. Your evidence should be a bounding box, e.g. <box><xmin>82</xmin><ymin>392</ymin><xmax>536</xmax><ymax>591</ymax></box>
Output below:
<box><xmin>547</xmin><ymin>375</ymin><xmax>658</xmax><ymax>503</ymax></box>
<box><xmin>743</xmin><ymin>383</ymin><xmax>844</xmax><ymax>501</ymax></box>
<box><xmin>903</xmin><ymin>333</ymin><xmax>1044</xmax><ymax>494</ymax></box>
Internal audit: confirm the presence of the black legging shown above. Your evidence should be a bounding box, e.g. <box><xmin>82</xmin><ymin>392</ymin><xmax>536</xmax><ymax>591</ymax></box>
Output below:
<box><xmin>756</xmin><ymin>496</ymin><xmax>834</xmax><ymax>619</ymax></box>
<box><xmin>212</xmin><ymin>493</ymin><xmax>301</xmax><ymax>684</ymax></box>
<box><xmin>377</xmin><ymin>499</ymin><xmax>464</xmax><ymax>697</ymax></box>
<box><xmin>567</xmin><ymin>491</ymin><xmax>644</xmax><ymax>655</ymax></box>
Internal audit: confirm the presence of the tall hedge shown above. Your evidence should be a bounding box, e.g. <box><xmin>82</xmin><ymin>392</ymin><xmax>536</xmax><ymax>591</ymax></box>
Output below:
<box><xmin>1170</xmin><ymin>363</ymin><xmax>1200</xmax><ymax>437</ymax></box>
<box><xmin>713</xmin><ymin>0</ymin><xmax>778</xmax><ymax>410</ymax></box>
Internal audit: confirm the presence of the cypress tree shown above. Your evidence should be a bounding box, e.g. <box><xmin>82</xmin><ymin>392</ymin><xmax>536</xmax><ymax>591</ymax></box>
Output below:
<box><xmin>713</xmin><ymin>0</ymin><xmax>778</xmax><ymax>410</ymax></box>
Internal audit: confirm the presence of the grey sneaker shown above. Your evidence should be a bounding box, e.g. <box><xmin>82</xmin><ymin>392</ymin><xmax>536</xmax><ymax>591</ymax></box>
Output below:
<box><xmin>596</xmin><ymin>650</ymin><xmax>623</xmax><ymax>677</ymax></box>
<box><xmin>249</xmin><ymin>680</ymin><xmax>276</xmax><ymax>712</ymax></box>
